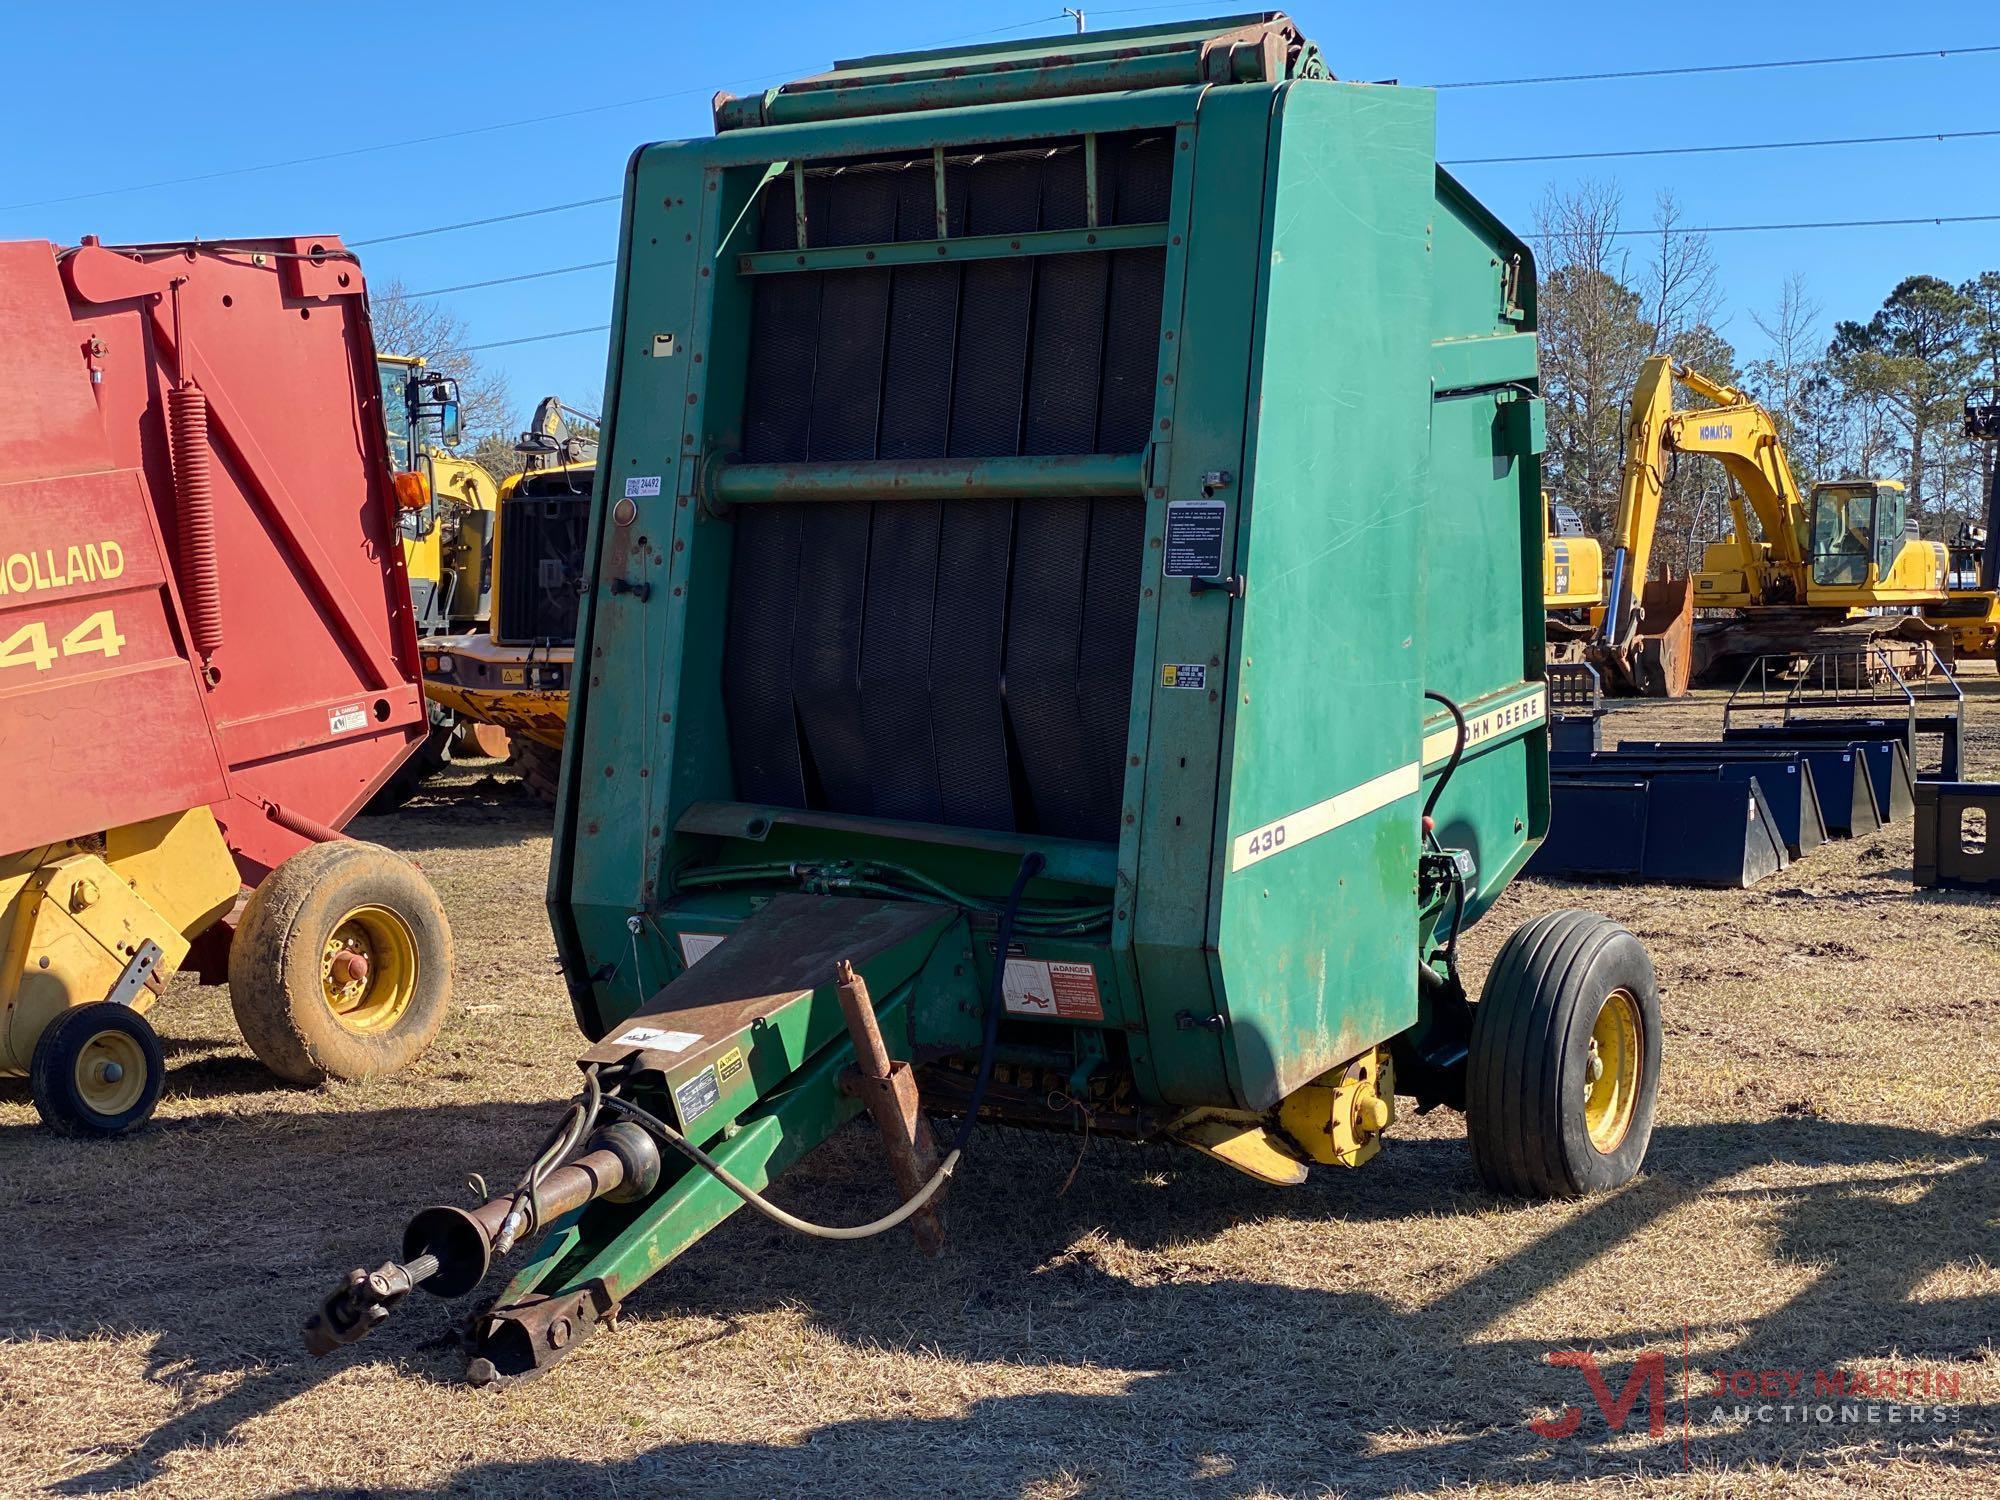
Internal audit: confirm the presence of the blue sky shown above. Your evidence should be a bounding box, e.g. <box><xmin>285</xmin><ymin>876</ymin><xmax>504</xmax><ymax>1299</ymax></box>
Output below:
<box><xmin>5</xmin><ymin>2</ymin><xmax>1994</xmax><ymax>433</ymax></box>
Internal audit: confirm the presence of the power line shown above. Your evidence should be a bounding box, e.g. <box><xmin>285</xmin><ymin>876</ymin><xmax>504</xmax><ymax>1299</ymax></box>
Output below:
<box><xmin>348</xmin><ymin>197</ymin><xmax>619</xmax><ymax>249</ymax></box>
<box><xmin>1593</xmin><ymin>211</ymin><xmax>2000</xmax><ymax>239</ymax></box>
<box><xmin>404</xmin><ymin>260</ymin><xmax>615</xmax><ymax>298</ymax></box>
<box><xmin>1431</xmin><ymin>43</ymin><xmax>2000</xmax><ymax>90</ymax></box>
<box><xmin>462</xmin><ymin>324</ymin><xmax>611</xmax><ymax>353</ymax></box>
<box><xmin>1450</xmin><ymin>126</ymin><xmax>2000</xmax><ymax>167</ymax></box>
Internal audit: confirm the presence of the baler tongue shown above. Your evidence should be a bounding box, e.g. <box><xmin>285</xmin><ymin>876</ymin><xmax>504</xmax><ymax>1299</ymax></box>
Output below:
<box><xmin>305</xmin><ymin>895</ymin><xmax>969</xmax><ymax>1380</ymax></box>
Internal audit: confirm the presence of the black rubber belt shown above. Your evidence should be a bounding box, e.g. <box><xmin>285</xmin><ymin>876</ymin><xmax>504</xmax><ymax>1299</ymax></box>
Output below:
<box><xmin>858</xmin><ymin>166</ymin><xmax>965</xmax><ymax>822</ymax></box>
<box><xmin>930</xmin><ymin>152</ymin><xmax>1043</xmax><ymax>832</ymax></box>
<box><xmin>791</xmin><ymin>169</ymin><xmax>897</xmax><ymax>814</ymax></box>
<box><xmin>1005</xmin><ymin>145</ymin><xmax>1105</xmax><ymax>834</ymax></box>
<box><xmin>725</xmin><ymin>177</ymin><xmax>821</xmax><ymax>807</ymax></box>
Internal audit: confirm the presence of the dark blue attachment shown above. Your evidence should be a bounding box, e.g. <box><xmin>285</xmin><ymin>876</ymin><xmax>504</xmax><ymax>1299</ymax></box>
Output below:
<box><xmin>1555</xmin><ymin>750</ymin><xmax>1825</xmax><ymax>858</ymax></box>
<box><xmin>1719</xmin><ymin>728</ymin><xmax>1913</xmax><ymax>826</ymax></box>
<box><xmin>1529</xmin><ymin>774</ymin><xmax>1788</xmax><ymax>887</ymax></box>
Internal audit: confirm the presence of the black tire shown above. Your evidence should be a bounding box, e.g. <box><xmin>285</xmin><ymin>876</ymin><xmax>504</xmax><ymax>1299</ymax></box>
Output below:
<box><xmin>30</xmin><ymin>1002</ymin><xmax>166</xmax><ymax>1137</ymax></box>
<box><xmin>1467</xmin><ymin>909</ymin><xmax>1661</xmax><ymax>1199</ymax></box>
<box><xmin>508</xmin><ymin>737</ymin><xmax>563</xmax><ymax>806</ymax></box>
<box><xmin>228</xmin><ymin>840</ymin><xmax>454</xmax><ymax>1085</ymax></box>
<box><xmin>364</xmin><ymin>718</ymin><xmax>454</xmax><ymax>814</ymax></box>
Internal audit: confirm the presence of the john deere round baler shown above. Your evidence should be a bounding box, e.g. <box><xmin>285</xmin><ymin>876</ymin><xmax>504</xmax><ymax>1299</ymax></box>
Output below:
<box><xmin>311</xmin><ymin>13</ymin><xmax>1662</xmax><ymax>1380</ymax></box>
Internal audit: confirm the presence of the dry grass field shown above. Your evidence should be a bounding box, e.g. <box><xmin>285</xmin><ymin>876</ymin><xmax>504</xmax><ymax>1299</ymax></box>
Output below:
<box><xmin>4</xmin><ymin>683</ymin><xmax>1998</xmax><ymax>1498</ymax></box>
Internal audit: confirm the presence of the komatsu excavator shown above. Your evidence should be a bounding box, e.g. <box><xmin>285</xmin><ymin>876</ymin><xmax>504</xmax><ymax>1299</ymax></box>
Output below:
<box><xmin>1593</xmin><ymin>354</ymin><xmax>1954</xmax><ymax>695</ymax></box>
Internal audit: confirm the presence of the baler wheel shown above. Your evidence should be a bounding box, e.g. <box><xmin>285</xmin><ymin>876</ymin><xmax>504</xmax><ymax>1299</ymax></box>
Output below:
<box><xmin>229</xmin><ymin>841</ymin><xmax>454</xmax><ymax>1085</ymax></box>
<box><xmin>508</xmin><ymin>737</ymin><xmax>562</xmax><ymax>806</ymax></box>
<box><xmin>30</xmin><ymin>1002</ymin><xmax>166</xmax><ymax>1137</ymax></box>
<box><xmin>1466</xmin><ymin>910</ymin><xmax>1661</xmax><ymax>1199</ymax></box>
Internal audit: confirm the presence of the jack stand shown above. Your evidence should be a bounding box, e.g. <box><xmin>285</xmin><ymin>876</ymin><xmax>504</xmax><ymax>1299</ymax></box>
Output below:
<box><xmin>834</xmin><ymin>959</ymin><xmax>946</xmax><ymax>1256</ymax></box>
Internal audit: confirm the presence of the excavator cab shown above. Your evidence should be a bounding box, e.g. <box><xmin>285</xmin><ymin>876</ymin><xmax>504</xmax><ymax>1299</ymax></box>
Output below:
<box><xmin>1809</xmin><ymin>482</ymin><xmax>1880</xmax><ymax>588</ymax></box>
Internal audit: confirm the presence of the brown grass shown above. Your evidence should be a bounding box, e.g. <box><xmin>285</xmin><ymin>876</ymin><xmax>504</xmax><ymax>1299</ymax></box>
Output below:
<box><xmin>4</xmin><ymin>685</ymin><xmax>1998</xmax><ymax>1498</ymax></box>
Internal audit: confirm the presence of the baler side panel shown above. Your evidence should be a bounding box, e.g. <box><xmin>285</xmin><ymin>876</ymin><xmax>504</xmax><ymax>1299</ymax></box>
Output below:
<box><xmin>0</xmin><ymin>244</ymin><xmax>229</xmax><ymax>852</ymax></box>
<box><xmin>1130</xmin><ymin>91</ymin><xmax>1273</xmax><ymax>1105</ymax></box>
<box><xmin>1421</xmin><ymin>174</ymin><xmax>1548</xmax><ymax>916</ymax></box>
<box><xmin>1215</xmin><ymin>83</ymin><xmax>1437</xmax><ymax>1112</ymax></box>
<box><xmin>57</xmin><ymin>242</ymin><xmax>428</xmax><ymax>877</ymax></box>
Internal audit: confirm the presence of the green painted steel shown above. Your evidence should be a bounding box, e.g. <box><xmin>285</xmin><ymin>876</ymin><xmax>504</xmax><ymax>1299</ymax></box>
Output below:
<box><xmin>735</xmin><ymin>222</ymin><xmax>1169</xmax><ymax>276</ymax></box>
<box><xmin>528</xmin><ymin>12</ymin><xmax>1552</xmax><ymax>1328</ymax></box>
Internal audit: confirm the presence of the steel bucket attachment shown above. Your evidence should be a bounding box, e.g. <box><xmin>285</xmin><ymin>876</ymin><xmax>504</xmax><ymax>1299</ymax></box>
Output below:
<box><xmin>1588</xmin><ymin>575</ymin><xmax>1693</xmax><ymax>698</ymax></box>
<box><xmin>1721</xmin><ymin>728</ymin><xmax>1913</xmax><ymax>826</ymax></box>
<box><xmin>1529</xmin><ymin>774</ymin><xmax>1788</xmax><ymax>886</ymax></box>
<box><xmin>1914</xmin><ymin>781</ymin><xmax>2000</xmax><ymax>889</ymax></box>
<box><xmin>1554</xmin><ymin>750</ymin><xmax>1827</xmax><ymax>860</ymax></box>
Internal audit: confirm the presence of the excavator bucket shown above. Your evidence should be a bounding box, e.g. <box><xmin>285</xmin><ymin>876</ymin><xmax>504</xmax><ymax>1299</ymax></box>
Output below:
<box><xmin>1584</xmin><ymin>576</ymin><xmax>1692</xmax><ymax>698</ymax></box>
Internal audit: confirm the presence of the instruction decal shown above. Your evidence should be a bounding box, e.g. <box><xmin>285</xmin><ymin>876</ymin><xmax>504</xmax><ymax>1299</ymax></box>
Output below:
<box><xmin>675</xmin><ymin>1065</ymin><xmax>721</xmax><ymax>1125</ymax></box>
<box><xmin>680</xmin><ymin>931</ymin><xmax>726</xmax><ymax>967</ymax></box>
<box><xmin>328</xmin><ymin>703</ymin><xmax>367</xmax><ymax>735</ymax></box>
<box><xmin>624</xmin><ymin>475</ymin><xmax>663</xmax><ymax>498</ymax></box>
<box><xmin>1161</xmin><ymin>662</ymin><xmax>1207</xmax><ymax>691</ymax></box>
<box><xmin>613</xmin><ymin>1025</ymin><xmax>703</xmax><ymax>1053</ymax></box>
<box><xmin>714</xmin><ymin>1046</ymin><xmax>746</xmax><ymax>1085</ymax></box>
<box><xmin>1001</xmin><ymin>956</ymin><xmax>1105</xmax><ymax>1021</ymax></box>
<box><xmin>1163</xmin><ymin>500</ymin><xmax>1226</xmax><ymax>578</ymax></box>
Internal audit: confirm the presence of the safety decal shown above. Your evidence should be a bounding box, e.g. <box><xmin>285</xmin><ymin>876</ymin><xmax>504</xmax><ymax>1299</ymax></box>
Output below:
<box><xmin>675</xmin><ymin>1065</ymin><xmax>721</xmax><ymax>1124</ymax></box>
<box><xmin>613</xmin><ymin>1025</ymin><xmax>702</xmax><ymax>1052</ymax></box>
<box><xmin>327</xmin><ymin>703</ymin><xmax>367</xmax><ymax>735</ymax></box>
<box><xmin>624</xmin><ymin>475</ymin><xmax>662</xmax><ymax>498</ymax></box>
<box><xmin>1001</xmin><ymin>957</ymin><xmax>1105</xmax><ymax>1021</ymax></box>
<box><xmin>1163</xmin><ymin>500</ymin><xmax>1227</xmax><ymax>578</ymax></box>
<box><xmin>1231</xmin><ymin>761</ymin><xmax>1421</xmax><ymax>872</ymax></box>
<box><xmin>1161</xmin><ymin>662</ymin><xmax>1207</xmax><ymax>690</ymax></box>
<box><xmin>715</xmin><ymin>1046</ymin><xmax>746</xmax><ymax>1085</ymax></box>
<box><xmin>680</xmin><ymin>932</ymin><xmax>725</xmax><ymax>967</ymax></box>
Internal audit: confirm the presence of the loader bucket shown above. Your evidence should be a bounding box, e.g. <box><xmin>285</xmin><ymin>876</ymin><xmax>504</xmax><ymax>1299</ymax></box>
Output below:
<box><xmin>1553</xmin><ymin>750</ymin><xmax>1826</xmax><ymax>859</ymax></box>
<box><xmin>1721</xmin><ymin>728</ymin><xmax>1913</xmax><ymax>826</ymax></box>
<box><xmin>1617</xmin><ymin>740</ymin><xmax>1884</xmax><ymax>838</ymax></box>
<box><xmin>1529</xmin><ymin>774</ymin><xmax>1787</xmax><ymax>886</ymax></box>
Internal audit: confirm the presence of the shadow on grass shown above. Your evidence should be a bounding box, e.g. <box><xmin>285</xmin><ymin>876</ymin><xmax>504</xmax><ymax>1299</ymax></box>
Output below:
<box><xmin>8</xmin><ymin>1092</ymin><xmax>1994</xmax><ymax>1498</ymax></box>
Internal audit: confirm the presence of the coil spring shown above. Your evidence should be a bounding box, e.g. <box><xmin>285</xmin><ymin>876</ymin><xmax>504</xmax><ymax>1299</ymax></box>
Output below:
<box><xmin>168</xmin><ymin>384</ymin><xmax>223</xmax><ymax>660</ymax></box>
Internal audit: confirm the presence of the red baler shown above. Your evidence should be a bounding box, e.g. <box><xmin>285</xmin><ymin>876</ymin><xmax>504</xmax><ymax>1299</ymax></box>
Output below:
<box><xmin>0</xmin><ymin>236</ymin><xmax>453</xmax><ymax>1134</ymax></box>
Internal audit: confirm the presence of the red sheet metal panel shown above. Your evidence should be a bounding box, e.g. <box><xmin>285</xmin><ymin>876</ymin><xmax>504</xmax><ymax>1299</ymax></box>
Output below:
<box><xmin>0</xmin><ymin>243</ymin><xmax>228</xmax><ymax>847</ymax></box>
<box><xmin>0</xmin><ymin>237</ymin><xmax>425</xmax><ymax>879</ymax></box>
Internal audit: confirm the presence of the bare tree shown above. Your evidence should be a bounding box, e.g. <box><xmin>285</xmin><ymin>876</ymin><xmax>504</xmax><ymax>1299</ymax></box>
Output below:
<box><xmin>1535</xmin><ymin>180</ymin><xmax>1654</xmax><ymax>534</ymax></box>
<box><xmin>366</xmin><ymin>278</ymin><xmax>513</xmax><ymax>439</ymax></box>
<box><xmin>1643</xmin><ymin>191</ymin><xmax>1722</xmax><ymax>351</ymax></box>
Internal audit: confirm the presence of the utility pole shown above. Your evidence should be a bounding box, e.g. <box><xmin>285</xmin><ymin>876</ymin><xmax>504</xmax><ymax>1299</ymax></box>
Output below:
<box><xmin>1064</xmin><ymin>7</ymin><xmax>1086</xmax><ymax>31</ymax></box>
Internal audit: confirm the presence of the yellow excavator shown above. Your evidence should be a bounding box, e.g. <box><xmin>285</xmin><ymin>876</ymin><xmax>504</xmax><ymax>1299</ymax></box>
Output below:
<box><xmin>1543</xmin><ymin>495</ymin><xmax>1603</xmax><ymax>614</ymax></box>
<box><xmin>1592</xmin><ymin>354</ymin><xmax>1955</xmax><ymax>695</ymax></box>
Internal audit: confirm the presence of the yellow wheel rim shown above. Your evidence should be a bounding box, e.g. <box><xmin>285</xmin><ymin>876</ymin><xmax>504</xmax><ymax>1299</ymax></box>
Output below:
<box><xmin>322</xmin><ymin>904</ymin><xmax>419</xmax><ymax>1034</ymax></box>
<box><xmin>1583</xmin><ymin>987</ymin><xmax>1643</xmax><ymax>1154</ymax></box>
<box><xmin>74</xmin><ymin>1029</ymin><xmax>147</xmax><ymax>1116</ymax></box>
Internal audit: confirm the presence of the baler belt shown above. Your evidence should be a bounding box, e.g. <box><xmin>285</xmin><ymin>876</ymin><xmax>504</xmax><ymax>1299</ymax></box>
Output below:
<box><xmin>725</xmin><ymin>136</ymin><xmax>1168</xmax><ymax>841</ymax></box>
<box><xmin>792</xmin><ymin>171</ymin><xmax>897</xmax><ymax>813</ymax></box>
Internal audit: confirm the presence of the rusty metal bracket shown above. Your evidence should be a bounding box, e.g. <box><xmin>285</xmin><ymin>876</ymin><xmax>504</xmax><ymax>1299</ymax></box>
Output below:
<box><xmin>834</xmin><ymin>959</ymin><xmax>946</xmax><ymax>1256</ymax></box>
<box><xmin>466</xmin><ymin>1280</ymin><xmax>621</xmax><ymax>1385</ymax></box>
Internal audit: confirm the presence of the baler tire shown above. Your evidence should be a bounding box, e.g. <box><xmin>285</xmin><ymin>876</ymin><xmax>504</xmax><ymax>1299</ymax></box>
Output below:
<box><xmin>30</xmin><ymin>1002</ymin><xmax>166</xmax><ymax>1137</ymax></box>
<box><xmin>228</xmin><ymin>841</ymin><xmax>454</xmax><ymax>1085</ymax></box>
<box><xmin>1466</xmin><ymin>909</ymin><xmax>1661</xmax><ymax>1200</ymax></box>
<box><xmin>508</xmin><ymin>738</ymin><xmax>563</xmax><ymax>806</ymax></box>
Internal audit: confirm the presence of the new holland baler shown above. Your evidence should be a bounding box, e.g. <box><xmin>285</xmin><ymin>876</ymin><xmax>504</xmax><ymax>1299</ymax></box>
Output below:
<box><xmin>311</xmin><ymin>13</ymin><xmax>1663</xmax><ymax>1380</ymax></box>
<box><xmin>0</xmin><ymin>236</ymin><xmax>453</xmax><ymax>1134</ymax></box>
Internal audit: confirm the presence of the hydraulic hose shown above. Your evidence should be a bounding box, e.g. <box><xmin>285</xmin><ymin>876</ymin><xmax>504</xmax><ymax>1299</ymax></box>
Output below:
<box><xmin>951</xmin><ymin>851</ymin><xmax>1045</xmax><ymax>1157</ymax></box>
<box><xmin>601</xmin><ymin>1094</ymin><xmax>959</xmax><ymax>1240</ymax></box>
<box><xmin>1421</xmin><ymin>689</ymin><xmax>1468</xmax><ymax>827</ymax></box>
